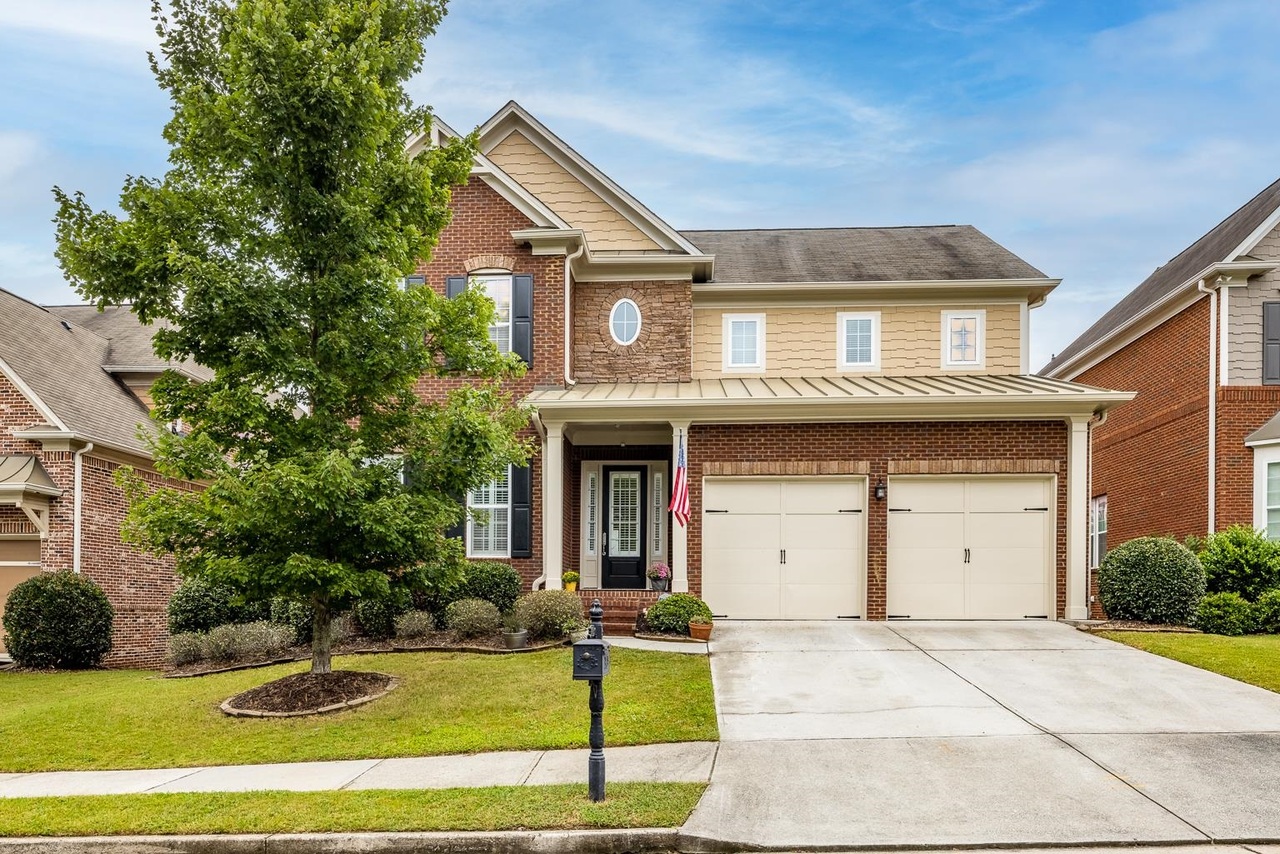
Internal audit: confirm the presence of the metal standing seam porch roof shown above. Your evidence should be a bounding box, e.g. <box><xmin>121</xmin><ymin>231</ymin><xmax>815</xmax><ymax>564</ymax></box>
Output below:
<box><xmin>526</xmin><ymin>374</ymin><xmax>1133</xmax><ymax>423</ymax></box>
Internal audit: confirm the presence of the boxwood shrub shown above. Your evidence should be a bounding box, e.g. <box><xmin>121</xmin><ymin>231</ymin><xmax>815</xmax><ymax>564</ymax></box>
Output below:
<box><xmin>167</xmin><ymin>578</ymin><xmax>268</xmax><ymax>635</ymax></box>
<box><xmin>1195</xmin><ymin>591</ymin><xmax>1257</xmax><ymax>636</ymax></box>
<box><xmin>1253</xmin><ymin>589</ymin><xmax>1280</xmax><ymax>634</ymax></box>
<box><xmin>1199</xmin><ymin>525</ymin><xmax>1280</xmax><ymax>602</ymax></box>
<box><xmin>453</xmin><ymin>562</ymin><xmax>522</xmax><ymax>614</ymax></box>
<box><xmin>353</xmin><ymin>589</ymin><xmax>413</xmax><ymax>640</ymax></box>
<box><xmin>645</xmin><ymin>593</ymin><xmax>713</xmax><ymax>635</ymax></box>
<box><xmin>3</xmin><ymin>571</ymin><xmax>114</xmax><ymax>669</ymax></box>
<box><xmin>1097</xmin><ymin>536</ymin><xmax>1205</xmax><ymax>625</ymax></box>
<box><xmin>513</xmin><ymin>590</ymin><xmax>586</xmax><ymax>640</ymax></box>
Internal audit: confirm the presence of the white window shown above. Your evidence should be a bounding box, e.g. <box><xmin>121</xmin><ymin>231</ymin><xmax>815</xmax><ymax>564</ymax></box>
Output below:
<box><xmin>467</xmin><ymin>467</ymin><xmax>511</xmax><ymax>558</ymax></box>
<box><xmin>942</xmin><ymin>310</ymin><xmax>985</xmax><ymax>368</ymax></box>
<box><xmin>723</xmin><ymin>313</ymin><xmax>765</xmax><ymax>372</ymax></box>
<box><xmin>469</xmin><ymin>273</ymin><xmax>512</xmax><ymax>354</ymax></box>
<box><xmin>1090</xmin><ymin>495</ymin><xmax>1107</xmax><ymax>568</ymax></box>
<box><xmin>838</xmin><ymin>312</ymin><xmax>880</xmax><ymax>370</ymax></box>
<box><xmin>1268</xmin><ymin>463</ymin><xmax>1280</xmax><ymax>540</ymax></box>
<box><xmin>610</xmin><ymin>298</ymin><xmax>641</xmax><ymax>346</ymax></box>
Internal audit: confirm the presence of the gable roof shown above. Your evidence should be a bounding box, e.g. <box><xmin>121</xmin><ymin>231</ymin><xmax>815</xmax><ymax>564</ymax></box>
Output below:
<box><xmin>681</xmin><ymin>226</ymin><xmax>1046</xmax><ymax>283</ymax></box>
<box><xmin>0</xmin><ymin>289</ymin><xmax>168</xmax><ymax>456</ymax></box>
<box><xmin>1043</xmin><ymin>177</ymin><xmax>1280</xmax><ymax>377</ymax></box>
<box><xmin>49</xmin><ymin>304</ymin><xmax>212</xmax><ymax>381</ymax></box>
<box><xmin>477</xmin><ymin>101</ymin><xmax>703</xmax><ymax>256</ymax></box>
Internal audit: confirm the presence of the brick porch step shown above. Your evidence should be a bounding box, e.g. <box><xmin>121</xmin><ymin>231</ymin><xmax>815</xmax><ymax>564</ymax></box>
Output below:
<box><xmin>576</xmin><ymin>589</ymin><xmax>663</xmax><ymax>635</ymax></box>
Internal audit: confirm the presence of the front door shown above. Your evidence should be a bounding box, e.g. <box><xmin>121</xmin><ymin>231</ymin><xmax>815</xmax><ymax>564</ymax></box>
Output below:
<box><xmin>603</xmin><ymin>467</ymin><xmax>646</xmax><ymax>589</ymax></box>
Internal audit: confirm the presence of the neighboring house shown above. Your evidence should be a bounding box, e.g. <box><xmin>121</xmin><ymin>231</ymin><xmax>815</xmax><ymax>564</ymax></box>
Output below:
<box><xmin>0</xmin><ymin>290</ymin><xmax>205</xmax><ymax>667</ymax></box>
<box><xmin>411</xmin><ymin>101</ymin><xmax>1131</xmax><ymax>631</ymax></box>
<box><xmin>1043</xmin><ymin>178</ymin><xmax>1280</xmax><ymax>611</ymax></box>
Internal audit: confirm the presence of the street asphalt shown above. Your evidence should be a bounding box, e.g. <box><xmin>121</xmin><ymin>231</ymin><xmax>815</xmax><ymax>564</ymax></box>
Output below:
<box><xmin>681</xmin><ymin>620</ymin><xmax>1280</xmax><ymax>850</ymax></box>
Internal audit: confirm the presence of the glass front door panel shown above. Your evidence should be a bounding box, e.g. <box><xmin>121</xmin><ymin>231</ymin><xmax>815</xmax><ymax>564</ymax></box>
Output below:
<box><xmin>609</xmin><ymin>471</ymin><xmax>641</xmax><ymax>558</ymax></box>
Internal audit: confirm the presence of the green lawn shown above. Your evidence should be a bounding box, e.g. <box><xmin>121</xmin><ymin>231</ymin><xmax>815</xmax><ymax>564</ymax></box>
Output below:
<box><xmin>0</xmin><ymin>784</ymin><xmax>707</xmax><ymax>836</ymax></box>
<box><xmin>0</xmin><ymin>648</ymin><xmax>716</xmax><ymax>772</ymax></box>
<box><xmin>1099</xmin><ymin>631</ymin><xmax>1280</xmax><ymax>693</ymax></box>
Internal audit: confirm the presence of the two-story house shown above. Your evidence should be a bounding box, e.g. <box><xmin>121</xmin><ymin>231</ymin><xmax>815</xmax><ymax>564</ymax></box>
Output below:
<box><xmin>412</xmin><ymin>102</ymin><xmax>1131</xmax><ymax>630</ymax></box>
<box><xmin>1044</xmin><ymin>178</ymin><xmax>1280</xmax><ymax>586</ymax></box>
<box><xmin>0</xmin><ymin>289</ymin><xmax>203</xmax><ymax>667</ymax></box>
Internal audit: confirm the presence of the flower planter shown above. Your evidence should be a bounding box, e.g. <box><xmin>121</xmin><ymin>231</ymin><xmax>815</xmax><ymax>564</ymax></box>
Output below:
<box><xmin>502</xmin><ymin>629</ymin><xmax>528</xmax><ymax>650</ymax></box>
<box><xmin>688</xmin><ymin>621</ymin><xmax>713</xmax><ymax>641</ymax></box>
<box><xmin>649</xmin><ymin>578</ymin><xmax>669</xmax><ymax>592</ymax></box>
<box><xmin>564</xmin><ymin>581</ymin><xmax>578</xmax><ymax>592</ymax></box>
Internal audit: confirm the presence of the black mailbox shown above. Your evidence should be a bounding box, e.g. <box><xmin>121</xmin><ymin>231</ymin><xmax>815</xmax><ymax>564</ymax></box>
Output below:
<box><xmin>572</xmin><ymin>637</ymin><xmax>610</xmax><ymax>680</ymax></box>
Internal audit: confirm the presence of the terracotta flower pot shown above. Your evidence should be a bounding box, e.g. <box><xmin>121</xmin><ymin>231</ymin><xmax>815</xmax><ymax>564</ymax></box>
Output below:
<box><xmin>688</xmin><ymin>621</ymin><xmax>712</xmax><ymax>641</ymax></box>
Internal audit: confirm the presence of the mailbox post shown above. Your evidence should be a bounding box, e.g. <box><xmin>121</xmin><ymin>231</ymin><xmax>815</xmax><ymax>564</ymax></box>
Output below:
<box><xmin>572</xmin><ymin>599</ymin><xmax>610</xmax><ymax>801</ymax></box>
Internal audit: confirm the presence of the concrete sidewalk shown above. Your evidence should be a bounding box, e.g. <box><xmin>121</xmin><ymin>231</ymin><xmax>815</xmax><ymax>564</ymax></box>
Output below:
<box><xmin>0</xmin><ymin>742</ymin><xmax>717</xmax><ymax>799</ymax></box>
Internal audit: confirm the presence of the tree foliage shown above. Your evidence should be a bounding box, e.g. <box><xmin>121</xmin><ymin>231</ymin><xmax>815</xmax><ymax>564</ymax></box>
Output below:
<box><xmin>53</xmin><ymin>0</ymin><xmax>531</xmax><ymax>673</ymax></box>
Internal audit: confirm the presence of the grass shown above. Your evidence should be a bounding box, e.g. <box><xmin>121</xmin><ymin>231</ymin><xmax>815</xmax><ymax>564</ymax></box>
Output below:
<box><xmin>0</xmin><ymin>783</ymin><xmax>707</xmax><ymax>836</ymax></box>
<box><xmin>1098</xmin><ymin>631</ymin><xmax>1280</xmax><ymax>693</ymax></box>
<box><xmin>0</xmin><ymin>648</ymin><xmax>716</xmax><ymax>772</ymax></box>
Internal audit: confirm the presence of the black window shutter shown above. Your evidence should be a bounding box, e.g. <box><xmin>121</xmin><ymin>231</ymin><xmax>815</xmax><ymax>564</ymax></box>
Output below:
<box><xmin>512</xmin><ymin>274</ymin><xmax>534</xmax><ymax>366</ymax></box>
<box><xmin>510</xmin><ymin>464</ymin><xmax>533</xmax><ymax>558</ymax></box>
<box><xmin>1265</xmin><ymin>302</ymin><xmax>1280</xmax><ymax>385</ymax></box>
<box><xmin>404</xmin><ymin>274</ymin><xmax>426</xmax><ymax>290</ymax></box>
<box><xmin>445</xmin><ymin>275</ymin><xmax>467</xmax><ymax>299</ymax></box>
<box><xmin>446</xmin><ymin>491</ymin><xmax>466</xmax><ymax>542</ymax></box>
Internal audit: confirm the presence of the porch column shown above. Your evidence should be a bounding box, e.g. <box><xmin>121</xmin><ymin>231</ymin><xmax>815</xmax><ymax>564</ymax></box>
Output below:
<box><xmin>542</xmin><ymin>421</ymin><xmax>565</xmax><ymax>590</ymax></box>
<box><xmin>670</xmin><ymin>420</ymin><xmax>691</xmax><ymax>594</ymax></box>
<box><xmin>1065</xmin><ymin>415</ymin><xmax>1090</xmax><ymax>620</ymax></box>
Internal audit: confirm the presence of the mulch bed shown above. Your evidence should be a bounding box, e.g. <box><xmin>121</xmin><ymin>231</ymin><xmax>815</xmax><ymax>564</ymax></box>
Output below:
<box><xmin>224</xmin><ymin>670</ymin><xmax>393</xmax><ymax>716</ymax></box>
<box><xmin>1073</xmin><ymin>620</ymin><xmax>1201</xmax><ymax>634</ymax></box>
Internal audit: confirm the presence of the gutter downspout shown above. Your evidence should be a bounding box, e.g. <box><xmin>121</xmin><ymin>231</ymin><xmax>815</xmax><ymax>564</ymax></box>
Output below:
<box><xmin>73</xmin><ymin>442</ymin><xmax>94</xmax><ymax>573</ymax></box>
<box><xmin>564</xmin><ymin>241</ymin><xmax>586</xmax><ymax>387</ymax></box>
<box><xmin>1198</xmin><ymin>278</ymin><xmax>1217</xmax><ymax>535</ymax></box>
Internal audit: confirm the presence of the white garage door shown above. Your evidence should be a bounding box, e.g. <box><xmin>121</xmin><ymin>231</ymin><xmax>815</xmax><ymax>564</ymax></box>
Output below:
<box><xmin>887</xmin><ymin>477</ymin><xmax>1053</xmax><ymax>619</ymax></box>
<box><xmin>702</xmin><ymin>477</ymin><xmax>864</xmax><ymax>619</ymax></box>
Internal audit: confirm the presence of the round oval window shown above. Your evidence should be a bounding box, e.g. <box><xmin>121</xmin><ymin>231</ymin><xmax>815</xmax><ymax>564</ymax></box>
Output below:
<box><xmin>610</xmin><ymin>298</ymin><xmax>641</xmax><ymax>345</ymax></box>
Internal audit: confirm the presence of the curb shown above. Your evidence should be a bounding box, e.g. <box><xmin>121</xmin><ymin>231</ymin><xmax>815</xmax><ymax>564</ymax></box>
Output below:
<box><xmin>0</xmin><ymin>829</ymin><xmax>680</xmax><ymax>854</ymax></box>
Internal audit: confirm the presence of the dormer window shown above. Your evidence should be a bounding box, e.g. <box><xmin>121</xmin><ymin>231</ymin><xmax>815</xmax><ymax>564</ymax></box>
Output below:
<box><xmin>610</xmin><ymin>298</ymin><xmax>641</xmax><ymax>346</ymax></box>
<box><xmin>943</xmin><ymin>310</ymin><xmax>985</xmax><ymax>369</ymax></box>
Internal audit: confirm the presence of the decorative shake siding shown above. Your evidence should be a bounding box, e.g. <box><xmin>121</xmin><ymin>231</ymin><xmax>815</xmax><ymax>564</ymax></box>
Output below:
<box><xmin>690</xmin><ymin>303</ymin><xmax>1022</xmax><ymax>378</ymax></box>
<box><xmin>486</xmin><ymin>131</ymin><xmax>660</xmax><ymax>252</ymax></box>
<box><xmin>1228</xmin><ymin>223</ymin><xmax>1280</xmax><ymax>385</ymax></box>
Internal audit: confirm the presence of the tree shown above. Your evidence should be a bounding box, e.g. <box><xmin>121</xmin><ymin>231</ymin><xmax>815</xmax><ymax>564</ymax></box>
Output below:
<box><xmin>53</xmin><ymin>0</ymin><xmax>531</xmax><ymax>674</ymax></box>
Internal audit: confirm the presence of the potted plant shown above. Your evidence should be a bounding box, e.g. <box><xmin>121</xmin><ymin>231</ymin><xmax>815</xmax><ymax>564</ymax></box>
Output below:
<box><xmin>647</xmin><ymin>562</ymin><xmax>671</xmax><ymax>592</ymax></box>
<box><xmin>502</xmin><ymin>613</ymin><xmax>528</xmax><ymax>650</ymax></box>
<box><xmin>688</xmin><ymin>614</ymin><xmax>713</xmax><ymax>641</ymax></box>
<box><xmin>563</xmin><ymin>570</ymin><xmax>579</xmax><ymax>593</ymax></box>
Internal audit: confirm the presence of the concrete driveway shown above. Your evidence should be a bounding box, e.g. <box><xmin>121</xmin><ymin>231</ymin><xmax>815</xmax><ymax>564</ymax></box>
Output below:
<box><xmin>682</xmin><ymin>621</ymin><xmax>1280</xmax><ymax>851</ymax></box>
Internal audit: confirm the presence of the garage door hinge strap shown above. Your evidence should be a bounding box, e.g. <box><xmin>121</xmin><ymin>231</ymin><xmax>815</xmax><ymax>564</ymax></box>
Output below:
<box><xmin>838</xmin><ymin>509</ymin><xmax>862</xmax><ymax>513</ymax></box>
<box><xmin>1024</xmin><ymin>507</ymin><xmax>1049</xmax><ymax>511</ymax></box>
<box><xmin>888</xmin><ymin>508</ymin><xmax>912</xmax><ymax>512</ymax></box>
<box><xmin>704</xmin><ymin>509</ymin><xmax>728</xmax><ymax>514</ymax></box>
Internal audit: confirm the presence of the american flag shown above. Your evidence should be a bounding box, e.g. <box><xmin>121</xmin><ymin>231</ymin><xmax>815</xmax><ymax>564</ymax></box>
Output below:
<box><xmin>669</xmin><ymin>430</ymin><xmax>690</xmax><ymax>527</ymax></box>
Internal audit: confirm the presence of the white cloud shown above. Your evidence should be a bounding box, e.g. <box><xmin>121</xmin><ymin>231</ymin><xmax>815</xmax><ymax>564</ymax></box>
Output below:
<box><xmin>0</xmin><ymin>132</ymin><xmax>42</xmax><ymax>186</ymax></box>
<box><xmin>0</xmin><ymin>1</ymin><xmax>157</xmax><ymax>51</ymax></box>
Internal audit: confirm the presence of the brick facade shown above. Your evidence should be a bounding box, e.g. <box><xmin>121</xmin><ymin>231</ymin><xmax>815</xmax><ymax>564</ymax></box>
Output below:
<box><xmin>0</xmin><ymin>373</ymin><xmax>185</xmax><ymax>669</ymax></box>
<box><xmin>686</xmin><ymin>421</ymin><xmax>1071</xmax><ymax>620</ymax></box>
<box><xmin>572</xmin><ymin>281</ymin><xmax>692</xmax><ymax>382</ymax></box>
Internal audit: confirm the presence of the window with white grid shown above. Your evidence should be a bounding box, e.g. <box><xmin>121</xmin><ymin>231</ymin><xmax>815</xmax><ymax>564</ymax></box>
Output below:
<box><xmin>942</xmin><ymin>310</ymin><xmax>985</xmax><ymax>368</ymax></box>
<box><xmin>838</xmin><ymin>312</ymin><xmax>880</xmax><ymax>370</ymax></box>
<box><xmin>467</xmin><ymin>467</ymin><xmax>510</xmax><ymax>558</ymax></box>
<box><xmin>470</xmin><ymin>274</ymin><xmax>512</xmax><ymax>355</ymax></box>
<box><xmin>723</xmin><ymin>313</ymin><xmax>764</xmax><ymax>371</ymax></box>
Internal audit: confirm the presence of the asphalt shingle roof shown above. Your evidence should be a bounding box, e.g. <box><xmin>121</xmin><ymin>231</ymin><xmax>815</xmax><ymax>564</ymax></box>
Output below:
<box><xmin>680</xmin><ymin>226</ymin><xmax>1046</xmax><ymax>284</ymax></box>
<box><xmin>1043</xmin><ymin>177</ymin><xmax>1280</xmax><ymax>376</ymax></box>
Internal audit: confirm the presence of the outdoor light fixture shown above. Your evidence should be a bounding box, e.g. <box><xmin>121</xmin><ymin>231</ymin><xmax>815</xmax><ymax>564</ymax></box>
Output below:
<box><xmin>874</xmin><ymin>478</ymin><xmax>886</xmax><ymax>501</ymax></box>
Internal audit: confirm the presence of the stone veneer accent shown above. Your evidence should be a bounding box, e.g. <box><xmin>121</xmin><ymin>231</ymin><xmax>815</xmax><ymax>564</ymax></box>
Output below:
<box><xmin>573</xmin><ymin>281</ymin><xmax>692</xmax><ymax>383</ymax></box>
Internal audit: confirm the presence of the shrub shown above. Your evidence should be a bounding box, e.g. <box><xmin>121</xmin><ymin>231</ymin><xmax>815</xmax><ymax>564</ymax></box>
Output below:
<box><xmin>453</xmin><ymin>562</ymin><xmax>522</xmax><ymax>614</ymax></box>
<box><xmin>1195</xmin><ymin>592</ymin><xmax>1257</xmax><ymax>636</ymax></box>
<box><xmin>167</xmin><ymin>578</ymin><xmax>268</xmax><ymax>635</ymax></box>
<box><xmin>1199</xmin><ymin>525</ymin><xmax>1280</xmax><ymax>602</ymax></box>
<box><xmin>200</xmin><ymin>623</ymin><xmax>241</xmax><ymax>661</ymax></box>
<box><xmin>513</xmin><ymin>590</ymin><xmax>586</xmax><ymax>640</ymax></box>
<box><xmin>445</xmin><ymin>598</ymin><xmax>502</xmax><ymax>638</ymax></box>
<box><xmin>270</xmin><ymin>598</ymin><xmax>314</xmax><ymax>644</ymax></box>
<box><xmin>331</xmin><ymin>614</ymin><xmax>355</xmax><ymax>646</ymax></box>
<box><xmin>645</xmin><ymin>593</ymin><xmax>713</xmax><ymax>635</ymax></box>
<box><xmin>168</xmin><ymin>631</ymin><xmax>206</xmax><ymax>666</ymax></box>
<box><xmin>394</xmin><ymin>610</ymin><xmax>436</xmax><ymax>639</ymax></box>
<box><xmin>1097</xmin><ymin>537</ymin><xmax>1205</xmax><ymax>625</ymax></box>
<box><xmin>1253</xmin><ymin>589</ymin><xmax>1280</xmax><ymax>634</ymax></box>
<box><xmin>199</xmin><ymin>621</ymin><xmax>297</xmax><ymax>663</ymax></box>
<box><xmin>353</xmin><ymin>590</ymin><xmax>412</xmax><ymax>640</ymax></box>
<box><xmin>3</xmin><ymin>571</ymin><xmax>114</xmax><ymax>669</ymax></box>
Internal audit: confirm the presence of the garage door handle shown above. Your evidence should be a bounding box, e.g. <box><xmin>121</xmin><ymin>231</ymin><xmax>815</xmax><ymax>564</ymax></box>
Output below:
<box><xmin>964</xmin><ymin>548</ymin><xmax>970</xmax><ymax>563</ymax></box>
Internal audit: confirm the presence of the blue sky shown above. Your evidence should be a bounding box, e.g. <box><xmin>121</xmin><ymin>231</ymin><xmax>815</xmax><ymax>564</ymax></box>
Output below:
<box><xmin>2</xmin><ymin>1</ymin><xmax>1279</xmax><ymax>369</ymax></box>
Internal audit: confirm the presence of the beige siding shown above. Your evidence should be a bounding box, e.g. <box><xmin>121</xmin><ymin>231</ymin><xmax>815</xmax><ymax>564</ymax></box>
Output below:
<box><xmin>692</xmin><ymin>304</ymin><xmax>1022</xmax><ymax>378</ymax></box>
<box><xmin>487</xmin><ymin>132</ymin><xmax>660</xmax><ymax>252</ymax></box>
<box><xmin>1228</xmin><ymin>223</ymin><xmax>1280</xmax><ymax>385</ymax></box>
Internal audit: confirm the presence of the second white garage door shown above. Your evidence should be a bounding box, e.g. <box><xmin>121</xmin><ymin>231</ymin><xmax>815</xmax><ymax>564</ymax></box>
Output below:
<box><xmin>887</xmin><ymin>476</ymin><xmax>1054</xmax><ymax>619</ymax></box>
<box><xmin>702</xmin><ymin>477</ymin><xmax>865</xmax><ymax>619</ymax></box>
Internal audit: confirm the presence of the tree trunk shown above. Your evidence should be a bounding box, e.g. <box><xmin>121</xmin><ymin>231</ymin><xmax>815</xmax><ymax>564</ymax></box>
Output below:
<box><xmin>310</xmin><ymin>599</ymin><xmax>332</xmax><ymax>675</ymax></box>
